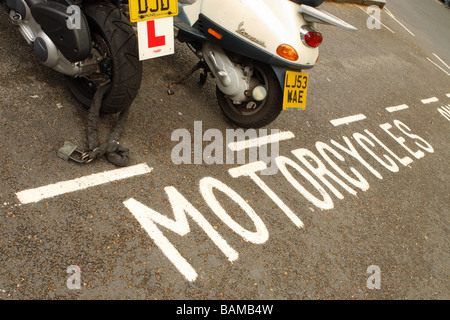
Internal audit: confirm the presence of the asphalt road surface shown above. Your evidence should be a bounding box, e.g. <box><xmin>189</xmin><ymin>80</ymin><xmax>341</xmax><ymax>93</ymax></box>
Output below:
<box><xmin>0</xmin><ymin>1</ymin><xmax>449</xmax><ymax>300</ymax></box>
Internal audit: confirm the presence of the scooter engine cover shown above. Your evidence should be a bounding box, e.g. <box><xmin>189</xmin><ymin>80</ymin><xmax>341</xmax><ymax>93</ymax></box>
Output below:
<box><xmin>29</xmin><ymin>0</ymin><xmax>91</xmax><ymax>62</ymax></box>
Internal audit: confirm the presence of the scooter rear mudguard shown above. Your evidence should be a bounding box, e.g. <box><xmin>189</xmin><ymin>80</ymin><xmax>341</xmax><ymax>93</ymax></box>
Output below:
<box><xmin>178</xmin><ymin>0</ymin><xmax>319</xmax><ymax>69</ymax></box>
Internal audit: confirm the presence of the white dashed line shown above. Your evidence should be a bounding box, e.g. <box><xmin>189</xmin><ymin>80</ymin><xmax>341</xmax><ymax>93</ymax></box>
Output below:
<box><xmin>386</xmin><ymin>104</ymin><xmax>409</xmax><ymax>113</ymax></box>
<box><xmin>421</xmin><ymin>97</ymin><xmax>439</xmax><ymax>104</ymax></box>
<box><xmin>330</xmin><ymin>114</ymin><xmax>367</xmax><ymax>126</ymax></box>
<box><xmin>227</xmin><ymin>131</ymin><xmax>295</xmax><ymax>152</ymax></box>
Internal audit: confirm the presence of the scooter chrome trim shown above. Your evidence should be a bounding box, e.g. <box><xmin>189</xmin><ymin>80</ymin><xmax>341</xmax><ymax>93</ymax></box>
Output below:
<box><xmin>300</xmin><ymin>4</ymin><xmax>358</xmax><ymax>31</ymax></box>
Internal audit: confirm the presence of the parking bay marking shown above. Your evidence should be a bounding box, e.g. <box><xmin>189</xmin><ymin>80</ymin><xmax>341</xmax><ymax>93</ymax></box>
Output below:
<box><xmin>426</xmin><ymin>58</ymin><xmax>450</xmax><ymax>77</ymax></box>
<box><xmin>330</xmin><ymin>114</ymin><xmax>367</xmax><ymax>127</ymax></box>
<box><xmin>386</xmin><ymin>104</ymin><xmax>409</xmax><ymax>113</ymax></box>
<box><xmin>384</xmin><ymin>7</ymin><xmax>415</xmax><ymax>37</ymax></box>
<box><xmin>10</xmin><ymin>95</ymin><xmax>442</xmax><ymax>281</ymax></box>
<box><xmin>227</xmin><ymin>131</ymin><xmax>295</xmax><ymax>152</ymax></box>
<box><xmin>432</xmin><ymin>54</ymin><xmax>450</xmax><ymax>71</ymax></box>
<box><xmin>15</xmin><ymin>163</ymin><xmax>153</xmax><ymax>204</ymax></box>
<box><xmin>421</xmin><ymin>97</ymin><xmax>440</xmax><ymax>104</ymax></box>
<box><xmin>124</xmin><ymin>118</ymin><xmax>435</xmax><ymax>282</ymax></box>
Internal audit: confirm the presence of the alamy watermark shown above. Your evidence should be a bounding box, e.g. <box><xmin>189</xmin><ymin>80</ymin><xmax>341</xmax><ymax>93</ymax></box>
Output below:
<box><xmin>66</xmin><ymin>5</ymin><xmax>81</xmax><ymax>30</ymax></box>
<box><xmin>171</xmin><ymin>121</ymin><xmax>280</xmax><ymax>175</ymax></box>
<box><xmin>366</xmin><ymin>265</ymin><xmax>381</xmax><ymax>290</ymax></box>
<box><xmin>66</xmin><ymin>265</ymin><xmax>81</xmax><ymax>290</ymax></box>
<box><xmin>366</xmin><ymin>5</ymin><xmax>381</xmax><ymax>30</ymax></box>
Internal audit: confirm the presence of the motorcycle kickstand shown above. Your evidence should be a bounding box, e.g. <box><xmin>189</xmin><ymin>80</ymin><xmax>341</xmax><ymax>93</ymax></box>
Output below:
<box><xmin>167</xmin><ymin>61</ymin><xmax>208</xmax><ymax>95</ymax></box>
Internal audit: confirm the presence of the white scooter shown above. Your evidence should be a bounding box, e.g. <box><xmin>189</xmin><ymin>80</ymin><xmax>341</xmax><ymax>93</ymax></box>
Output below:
<box><xmin>171</xmin><ymin>0</ymin><xmax>357</xmax><ymax>128</ymax></box>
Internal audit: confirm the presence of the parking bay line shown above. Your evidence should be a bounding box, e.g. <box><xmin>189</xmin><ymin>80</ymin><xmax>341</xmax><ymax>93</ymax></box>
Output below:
<box><xmin>421</xmin><ymin>97</ymin><xmax>440</xmax><ymax>104</ymax></box>
<box><xmin>330</xmin><ymin>114</ymin><xmax>367</xmax><ymax>127</ymax></box>
<box><xmin>432</xmin><ymin>54</ymin><xmax>450</xmax><ymax>71</ymax></box>
<box><xmin>384</xmin><ymin>7</ymin><xmax>415</xmax><ymax>37</ymax></box>
<box><xmin>426</xmin><ymin>58</ymin><xmax>450</xmax><ymax>77</ymax></box>
<box><xmin>386</xmin><ymin>104</ymin><xmax>409</xmax><ymax>113</ymax></box>
<box><xmin>15</xmin><ymin>163</ymin><xmax>153</xmax><ymax>204</ymax></box>
<box><xmin>227</xmin><ymin>131</ymin><xmax>295</xmax><ymax>152</ymax></box>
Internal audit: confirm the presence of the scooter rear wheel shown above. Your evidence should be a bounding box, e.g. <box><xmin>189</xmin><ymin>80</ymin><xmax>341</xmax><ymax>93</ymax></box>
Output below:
<box><xmin>216</xmin><ymin>62</ymin><xmax>282</xmax><ymax>128</ymax></box>
<box><xmin>65</xmin><ymin>2</ymin><xmax>142</xmax><ymax>114</ymax></box>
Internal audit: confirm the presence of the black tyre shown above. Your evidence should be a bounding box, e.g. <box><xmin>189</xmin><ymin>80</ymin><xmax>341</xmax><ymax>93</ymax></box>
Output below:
<box><xmin>65</xmin><ymin>2</ymin><xmax>142</xmax><ymax>114</ymax></box>
<box><xmin>216</xmin><ymin>62</ymin><xmax>283</xmax><ymax>128</ymax></box>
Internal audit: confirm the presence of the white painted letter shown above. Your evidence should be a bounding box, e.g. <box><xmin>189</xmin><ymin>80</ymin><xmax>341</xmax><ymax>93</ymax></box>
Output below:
<box><xmin>331</xmin><ymin>136</ymin><xmax>383</xmax><ymax>180</ymax></box>
<box><xmin>394</xmin><ymin>120</ymin><xmax>434</xmax><ymax>154</ymax></box>
<box><xmin>200</xmin><ymin>177</ymin><xmax>269</xmax><ymax>244</ymax></box>
<box><xmin>228</xmin><ymin>162</ymin><xmax>304</xmax><ymax>228</ymax></box>
<box><xmin>124</xmin><ymin>187</ymin><xmax>239</xmax><ymax>282</ymax></box>
<box><xmin>380</xmin><ymin>123</ymin><xmax>421</xmax><ymax>161</ymax></box>
<box><xmin>292</xmin><ymin>148</ymin><xmax>357</xmax><ymax>199</ymax></box>
<box><xmin>353</xmin><ymin>132</ymin><xmax>399</xmax><ymax>173</ymax></box>
<box><xmin>276</xmin><ymin>155</ymin><xmax>334</xmax><ymax>210</ymax></box>
<box><xmin>364</xmin><ymin>129</ymin><xmax>413</xmax><ymax>167</ymax></box>
<box><xmin>316</xmin><ymin>141</ymin><xmax>370</xmax><ymax>191</ymax></box>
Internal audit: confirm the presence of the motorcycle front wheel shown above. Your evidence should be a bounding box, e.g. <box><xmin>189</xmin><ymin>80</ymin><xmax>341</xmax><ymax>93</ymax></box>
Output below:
<box><xmin>65</xmin><ymin>2</ymin><xmax>142</xmax><ymax>114</ymax></box>
<box><xmin>216</xmin><ymin>62</ymin><xmax>283</xmax><ymax>128</ymax></box>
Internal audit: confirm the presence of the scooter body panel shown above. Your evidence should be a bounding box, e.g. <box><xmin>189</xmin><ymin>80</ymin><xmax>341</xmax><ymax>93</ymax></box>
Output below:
<box><xmin>26</xmin><ymin>0</ymin><xmax>91</xmax><ymax>62</ymax></box>
<box><xmin>179</xmin><ymin>0</ymin><xmax>319</xmax><ymax>68</ymax></box>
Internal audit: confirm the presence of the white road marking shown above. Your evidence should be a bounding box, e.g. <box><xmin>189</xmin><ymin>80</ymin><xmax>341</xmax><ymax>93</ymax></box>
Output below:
<box><xmin>432</xmin><ymin>53</ymin><xmax>450</xmax><ymax>71</ymax></box>
<box><xmin>124</xmin><ymin>197</ymin><xmax>199</xmax><ymax>282</ymax></box>
<box><xmin>438</xmin><ymin>106</ymin><xmax>450</xmax><ymax>121</ymax></box>
<box><xmin>227</xmin><ymin>131</ymin><xmax>295</xmax><ymax>151</ymax></box>
<box><xmin>426</xmin><ymin>57</ymin><xmax>450</xmax><ymax>77</ymax></box>
<box><xmin>124</xmin><ymin>118</ymin><xmax>436</xmax><ymax>281</ymax></box>
<box><xmin>384</xmin><ymin>7</ymin><xmax>415</xmax><ymax>37</ymax></box>
<box><xmin>16</xmin><ymin>163</ymin><xmax>153</xmax><ymax>204</ymax></box>
<box><xmin>446</xmin><ymin>93</ymin><xmax>450</xmax><ymax>98</ymax></box>
<box><xmin>386</xmin><ymin>104</ymin><xmax>409</xmax><ymax>113</ymax></box>
<box><xmin>330</xmin><ymin>114</ymin><xmax>367</xmax><ymax>127</ymax></box>
<box><xmin>421</xmin><ymin>97</ymin><xmax>439</xmax><ymax>104</ymax></box>
<box><xmin>228</xmin><ymin>161</ymin><xmax>304</xmax><ymax>228</ymax></box>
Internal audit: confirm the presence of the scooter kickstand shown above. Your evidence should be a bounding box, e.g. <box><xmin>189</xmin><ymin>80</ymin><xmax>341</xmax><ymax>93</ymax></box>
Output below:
<box><xmin>167</xmin><ymin>61</ymin><xmax>207</xmax><ymax>95</ymax></box>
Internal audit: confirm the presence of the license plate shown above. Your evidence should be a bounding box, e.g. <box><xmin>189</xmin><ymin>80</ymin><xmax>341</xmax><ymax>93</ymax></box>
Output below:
<box><xmin>129</xmin><ymin>0</ymin><xmax>179</xmax><ymax>23</ymax></box>
<box><xmin>282</xmin><ymin>71</ymin><xmax>309</xmax><ymax>110</ymax></box>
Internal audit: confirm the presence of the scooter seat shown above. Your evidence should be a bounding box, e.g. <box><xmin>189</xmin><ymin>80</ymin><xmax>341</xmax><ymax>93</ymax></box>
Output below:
<box><xmin>290</xmin><ymin>0</ymin><xmax>324</xmax><ymax>7</ymax></box>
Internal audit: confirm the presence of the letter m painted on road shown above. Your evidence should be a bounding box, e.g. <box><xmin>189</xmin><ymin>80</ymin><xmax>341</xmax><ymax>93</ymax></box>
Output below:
<box><xmin>123</xmin><ymin>187</ymin><xmax>238</xmax><ymax>282</ymax></box>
